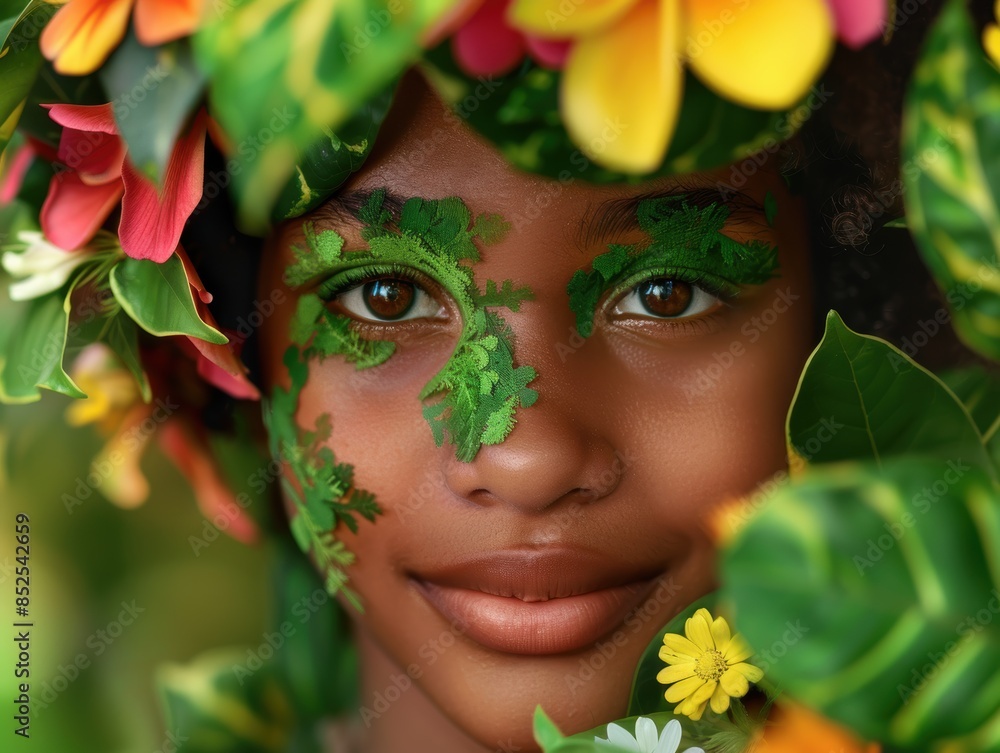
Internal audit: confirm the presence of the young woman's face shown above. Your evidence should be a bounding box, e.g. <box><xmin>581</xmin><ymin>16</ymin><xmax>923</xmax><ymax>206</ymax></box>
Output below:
<box><xmin>258</xmin><ymin>80</ymin><xmax>816</xmax><ymax>750</ymax></box>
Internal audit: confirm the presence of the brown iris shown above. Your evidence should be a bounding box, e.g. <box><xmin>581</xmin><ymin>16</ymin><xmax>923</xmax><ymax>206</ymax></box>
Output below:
<box><xmin>362</xmin><ymin>278</ymin><xmax>416</xmax><ymax>320</ymax></box>
<box><xmin>637</xmin><ymin>278</ymin><xmax>693</xmax><ymax>317</ymax></box>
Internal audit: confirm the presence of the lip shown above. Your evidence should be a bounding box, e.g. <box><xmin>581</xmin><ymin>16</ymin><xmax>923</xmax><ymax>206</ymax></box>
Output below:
<box><xmin>412</xmin><ymin>549</ymin><xmax>661</xmax><ymax>655</ymax></box>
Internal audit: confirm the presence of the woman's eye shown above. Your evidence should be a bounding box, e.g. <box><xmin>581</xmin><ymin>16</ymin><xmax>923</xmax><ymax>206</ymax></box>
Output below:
<box><xmin>337</xmin><ymin>277</ymin><xmax>443</xmax><ymax>322</ymax></box>
<box><xmin>613</xmin><ymin>278</ymin><xmax>721</xmax><ymax>319</ymax></box>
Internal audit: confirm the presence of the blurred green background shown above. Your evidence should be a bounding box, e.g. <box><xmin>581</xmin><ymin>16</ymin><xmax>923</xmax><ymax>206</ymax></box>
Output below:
<box><xmin>0</xmin><ymin>394</ymin><xmax>274</xmax><ymax>753</ymax></box>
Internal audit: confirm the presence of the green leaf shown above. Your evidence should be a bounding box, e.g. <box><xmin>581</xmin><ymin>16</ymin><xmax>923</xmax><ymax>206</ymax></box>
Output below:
<box><xmin>105</xmin><ymin>311</ymin><xmax>151</xmax><ymax>403</ymax></box>
<box><xmin>194</xmin><ymin>0</ymin><xmax>454</xmax><ymax>232</ymax></box>
<box><xmin>901</xmin><ymin>0</ymin><xmax>1000</xmax><ymax>362</ymax></box>
<box><xmin>940</xmin><ymin>366</ymin><xmax>1000</xmax><ymax>436</ymax></box>
<box><xmin>720</xmin><ymin>457</ymin><xmax>1000</xmax><ymax>749</ymax></box>
<box><xmin>156</xmin><ymin>649</ymin><xmax>295</xmax><ymax>753</ymax></box>
<box><xmin>109</xmin><ymin>253</ymin><xmax>228</xmax><ymax>344</ymax></box>
<box><xmin>0</xmin><ymin>0</ymin><xmax>55</xmax><ymax>155</ymax></box>
<box><xmin>422</xmin><ymin>45</ymin><xmax>798</xmax><ymax>185</ymax></box>
<box><xmin>0</xmin><ymin>282</ymin><xmax>85</xmax><ymax>403</ymax></box>
<box><xmin>101</xmin><ymin>34</ymin><xmax>206</xmax><ymax>184</ymax></box>
<box><xmin>787</xmin><ymin>312</ymin><xmax>993</xmax><ymax>475</ymax></box>
<box><xmin>533</xmin><ymin>706</ymin><xmax>566</xmax><ymax>750</ymax></box>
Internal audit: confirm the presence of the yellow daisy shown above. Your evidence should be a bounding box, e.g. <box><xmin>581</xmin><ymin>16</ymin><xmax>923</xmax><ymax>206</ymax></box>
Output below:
<box><xmin>656</xmin><ymin>607</ymin><xmax>764</xmax><ymax>721</ymax></box>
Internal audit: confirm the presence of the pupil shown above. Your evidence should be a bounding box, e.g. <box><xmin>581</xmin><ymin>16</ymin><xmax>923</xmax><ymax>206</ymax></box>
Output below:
<box><xmin>638</xmin><ymin>278</ymin><xmax>693</xmax><ymax>317</ymax></box>
<box><xmin>363</xmin><ymin>278</ymin><xmax>415</xmax><ymax>319</ymax></box>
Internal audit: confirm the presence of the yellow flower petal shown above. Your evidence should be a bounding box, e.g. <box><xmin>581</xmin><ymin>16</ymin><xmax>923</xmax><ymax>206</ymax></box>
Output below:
<box><xmin>661</xmin><ymin>633</ymin><xmax>702</xmax><ymax>659</ymax></box>
<box><xmin>731</xmin><ymin>661</ymin><xmax>765</xmax><ymax>684</ymax></box>
<box><xmin>686</xmin><ymin>608</ymin><xmax>715</xmax><ymax>651</ymax></box>
<box><xmin>664</xmin><ymin>674</ymin><xmax>706</xmax><ymax>703</ymax></box>
<box><xmin>682</xmin><ymin>0</ymin><xmax>834</xmax><ymax>109</ymax></box>
<box><xmin>508</xmin><ymin>0</ymin><xmax>638</xmax><ymax>37</ymax></box>
<box><xmin>720</xmin><ymin>666</ymin><xmax>750</xmax><ymax>697</ymax></box>
<box><xmin>710</xmin><ymin>615</ymin><xmax>732</xmax><ymax>651</ymax></box>
<box><xmin>40</xmin><ymin>0</ymin><xmax>134</xmax><ymax>76</ymax></box>
<box><xmin>656</xmin><ymin>663</ymin><xmax>697</xmax><ymax>684</ymax></box>
<box><xmin>659</xmin><ymin>648</ymin><xmax>697</xmax><ymax>665</ymax></box>
<box><xmin>985</xmin><ymin>24</ymin><xmax>1000</xmax><ymax>68</ymax></box>
<box><xmin>722</xmin><ymin>633</ymin><xmax>754</xmax><ymax>663</ymax></box>
<box><xmin>562</xmin><ymin>0</ymin><xmax>683</xmax><ymax>173</ymax></box>
<box><xmin>709</xmin><ymin>682</ymin><xmax>731</xmax><ymax>714</ymax></box>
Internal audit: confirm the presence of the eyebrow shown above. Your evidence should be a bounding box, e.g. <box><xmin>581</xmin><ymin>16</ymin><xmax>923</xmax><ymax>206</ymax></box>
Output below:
<box><xmin>576</xmin><ymin>185</ymin><xmax>766</xmax><ymax>249</ymax></box>
<box><xmin>308</xmin><ymin>189</ymin><xmax>407</xmax><ymax>227</ymax></box>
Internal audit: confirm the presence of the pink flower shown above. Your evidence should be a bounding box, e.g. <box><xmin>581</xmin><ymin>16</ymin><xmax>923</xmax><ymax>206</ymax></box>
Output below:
<box><xmin>41</xmin><ymin>103</ymin><xmax>206</xmax><ymax>263</ymax></box>
<box><xmin>451</xmin><ymin>0</ymin><xmax>570</xmax><ymax>76</ymax></box>
<box><xmin>826</xmin><ymin>0</ymin><xmax>886</xmax><ymax>49</ymax></box>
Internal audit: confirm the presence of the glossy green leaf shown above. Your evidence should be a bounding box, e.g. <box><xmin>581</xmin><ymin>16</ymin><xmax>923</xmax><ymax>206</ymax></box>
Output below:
<box><xmin>104</xmin><ymin>311</ymin><xmax>151</xmax><ymax>402</ymax></box>
<box><xmin>721</xmin><ymin>457</ymin><xmax>1000</xmax><ymax>750</ymax></box>
<box><xmin>0</xmin><ymin>280</ymin><xmax>85</xmax><ymax>403</ymax></box>
<box><xmin>421</xmin><ymin>45</ymin><xmax>797</xmax><ymax>186</ymax></box>
<box><xmin>940</xmin><ymin>366</ymin><xmax>1000</xmax><ymax>436</ymax></box>
<box><xmin>901</xmin><ymin>0</ymin><xmax>1000</xmax><ymax>362</ymax></box>
<box><xmin>788</xmin><ymin>311</ymin><xmax>993</xmax><ymax>475</ymax></box>
<box><xmin>194</xmin><ymin>0</ymin><xmax>455</xmax><ymax>233</ymax></box>
<box><xmin>157</xmin><ymin>649</ymin><xmax>296</xmax><ymax>753</ymax></box>
<box><xmin>101</xmin><ymin>34</ymin><xmax>206</xmax><ymax>184</ymax></box>
<box><xmin>271</xmin><ymin>86</ymin><xmax>393</xmax><ymax>221</ymax></box>
<box><xmin>109</xmin><ymin>253</ymin><xmax>227</xmax><ymax>344</ymax></box>
<box><xmin>0</xmin><ymin>1</ymin><xmax>54</xmax><ymax>155</ymax></box>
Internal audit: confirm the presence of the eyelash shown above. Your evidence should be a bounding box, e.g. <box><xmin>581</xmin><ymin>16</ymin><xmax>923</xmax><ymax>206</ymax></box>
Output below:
<box><xmin>316</xmin><ymin>263</ymin><xmax>437</xmax><ymax>304</ymax></box>
<box><xmin>604</xmin><ymin>266</ymin><xmax>739</xmax><ymax>308</ymax></box>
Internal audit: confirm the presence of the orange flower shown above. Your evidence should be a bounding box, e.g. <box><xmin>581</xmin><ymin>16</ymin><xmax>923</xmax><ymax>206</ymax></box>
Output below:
<box><xmin>41</xmin><ymin>0</ymin><xmax>205</xmax><ymax>75</ymax></box>
<box><xmin>753</xmin><ymin>702</ymin><xmax>881</xmax><ymax>753</ymax></box>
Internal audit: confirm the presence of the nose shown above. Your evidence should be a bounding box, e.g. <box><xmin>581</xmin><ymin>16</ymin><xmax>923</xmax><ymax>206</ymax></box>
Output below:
<box><xmin>441</xmin><ymin>398</ymin><xmax>624</xmax><ymax>514</ymax></box>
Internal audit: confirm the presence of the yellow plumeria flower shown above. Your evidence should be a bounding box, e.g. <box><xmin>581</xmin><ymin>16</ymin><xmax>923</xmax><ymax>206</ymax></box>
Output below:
<box><xmin>509</xmin><ymin>0</ymin><xmax>834</xmax><ymax>173</ymax></box>
<box><xmin>656</xmin><ymin>607</ymin><xmax>763</xmax><ymax>721</ymax></box>
<box><xmin>985</xmin><ymin>0</ymin><xmax>1000</xmax><ymax>67</ymax></box>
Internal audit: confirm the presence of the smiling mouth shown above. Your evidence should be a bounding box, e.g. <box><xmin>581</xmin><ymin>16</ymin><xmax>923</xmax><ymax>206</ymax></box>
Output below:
<box><xmin>411</xmin><ymin>549</ymin><xmax>664</xmax><ymax>655</ymax></box>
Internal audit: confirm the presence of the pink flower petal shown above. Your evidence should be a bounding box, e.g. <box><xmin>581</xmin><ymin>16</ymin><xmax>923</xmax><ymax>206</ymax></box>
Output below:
<box><xmin>177</xmin><ymin>247</ymin><xmax>260</xmax><ymax>400</ymax></box>
<box><xmin>525</xmin><ymin>35</ymin><xmax>571</xmax><ymax>69</ymax></box>
<box><xmin>41</xmin><ymin>170</ymin><xmax>123</xmax><ymax>250</ymax></box>
<box><xmin>118</xmin><ymin>111</ymin><xmax>206</xmax><ymax>263</ymax></box>
<box><xmin>58</xmin><ymin>127</ymin><xmax>125</xmax><ymax>184</ymax></box>
<box><xmin>452</xmin><ymin>0</ymin><xmax>526</xmax><ymax>76</ymax></box>
<box><xmin>158</xmin><ymin>418</ymin><xmax>260</xmax><ymax>545</ymax></box>
<box><xmin>44</xmin><ymin>102</ymin><xmax>118</xmax><ymax>134</ymax></box>
<box><xmin>423</xmin><ymin>0</ymin><xmax>484</xmax><ymax>47</ymax></box>
<box><xmin>826</xmin><ymin>0</ymin><xmax>885</xmax><ymax>49</ymax></box>
<box><xmin>0</xmin><ymin>144</ymin><xmax>35</xmax><ymax>204</ymax></box>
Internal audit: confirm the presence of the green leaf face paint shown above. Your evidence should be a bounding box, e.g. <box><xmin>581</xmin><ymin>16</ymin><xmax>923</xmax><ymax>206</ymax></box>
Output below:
<box><xmin>264</xmin><ymin>190</ymin><xmax>538</xmax><ymax>603</ymax></box>
<box><xmin>567</xmin><ymin>195</ymin><xmax>780</xmax><ymax>337</ymax></box>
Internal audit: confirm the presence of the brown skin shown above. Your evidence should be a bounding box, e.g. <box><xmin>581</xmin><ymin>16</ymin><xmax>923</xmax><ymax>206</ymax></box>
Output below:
<box><xmin>258</xmin><ymin>77</ymin><xmax>816</xmax><ymax>753</ymax></box>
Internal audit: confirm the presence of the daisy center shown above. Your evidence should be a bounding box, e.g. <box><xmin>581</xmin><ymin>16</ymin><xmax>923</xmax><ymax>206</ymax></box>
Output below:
<box><xmin>694</xmin><ymin>649</ymin><xmax>728</xmax><ymax>681</ymax></box>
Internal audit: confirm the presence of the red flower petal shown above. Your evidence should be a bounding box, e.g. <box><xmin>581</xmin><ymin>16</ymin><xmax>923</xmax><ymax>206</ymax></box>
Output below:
<box><xmin>177</xmin><ymin>248</ymin><xmax>260</xmax><ymax>400</ymax></box>
<box><xmin>45</xmin><ymin>102</ymin><xmax>119</xmax><ymax>134</ymax></box>
<box><xmin>158</xmin><ymin>418</ymin><xmax>260</xmax><ymax>545</ymax></box>
<box><xmin>0</xmin><ymin>144</ymin><xmax>35</xmax><ymax>204</ymax></box>
<box><xmin>452</xmin><ymin>0</ymin><xmax>526</xmax><ymax>76</ymax></box>
<box><xmin>525</xmin><ymin>35</ymin><xmax>571</xmax><ymax>69</ymax></box>
<box><xmin>118</xmin><ymin>110</ymin><xmax>206</xmax><ymax>263</ymax></box>
<box><xmin>58</xmin><ymin>128</ymin><xmax>126</xmax><ymax>185</ymax></box>
<box><xmin>41</xmin><ymin>170</ymin><xmax>123</xmax><ymax>250</ymax></box>
<box><xmin>826</xmin><ymin>0</ymin><xmax>885</xmax><ymax>49</ymax></box>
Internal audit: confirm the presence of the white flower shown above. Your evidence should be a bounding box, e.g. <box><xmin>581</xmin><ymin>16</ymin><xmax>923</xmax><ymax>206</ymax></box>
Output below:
<box><xmin>2</xmin><ymin>230</ymin><xmax>93</xmax><ymax>301</ymax></box>
<box><xmin>595</xmin><ymin>717</ymin><xmax>704</xmax><ymax>753</ymax></box>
